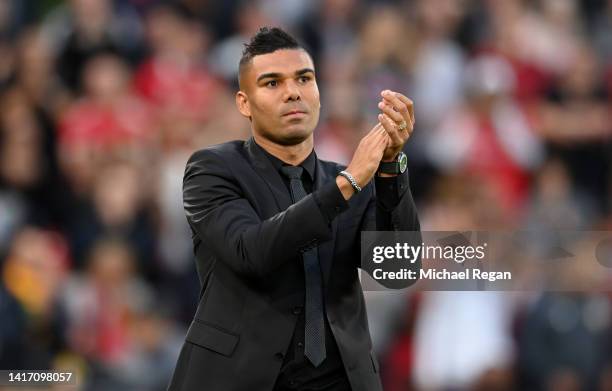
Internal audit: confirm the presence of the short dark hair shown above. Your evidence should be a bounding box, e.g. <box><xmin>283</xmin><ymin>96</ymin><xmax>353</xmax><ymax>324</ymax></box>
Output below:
<box><xmin>239</xmin><ymin>27</ymin><xmax>302</xmax><ymax>72</ymax></box>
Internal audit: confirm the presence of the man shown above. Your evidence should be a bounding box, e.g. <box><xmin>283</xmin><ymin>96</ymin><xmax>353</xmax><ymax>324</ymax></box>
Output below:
<box><xmin>167</xmin><ymin>27</ymin><xmax>419</xmax><ymax>391</ymax></box>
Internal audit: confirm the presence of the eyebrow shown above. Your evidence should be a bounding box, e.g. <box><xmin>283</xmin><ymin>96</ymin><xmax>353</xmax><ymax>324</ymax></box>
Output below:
<box><xmin>256</xmin><ymin>68</ymin><xmax>315</xmax><ymax>83</ymax></box>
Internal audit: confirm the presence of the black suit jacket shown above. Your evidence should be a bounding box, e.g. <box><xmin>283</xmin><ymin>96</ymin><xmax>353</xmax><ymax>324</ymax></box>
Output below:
<box><xmin>167</xmin><ymin>137</ymin><xmax>420</xmax><ymax>391</ymax></box>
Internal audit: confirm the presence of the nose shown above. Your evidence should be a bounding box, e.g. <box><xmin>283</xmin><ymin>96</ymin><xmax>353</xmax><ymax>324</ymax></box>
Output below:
<box><xmin>283</xmin><ymin>80</ymin><xmax>301</xmax><ymax>102</ymax></box>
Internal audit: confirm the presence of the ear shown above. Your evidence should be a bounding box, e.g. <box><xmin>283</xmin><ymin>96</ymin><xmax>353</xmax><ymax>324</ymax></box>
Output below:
<box><xmin>236</xmin><ymin>91</ymin><xmax>252</xmax><ymax>120</ymax></box>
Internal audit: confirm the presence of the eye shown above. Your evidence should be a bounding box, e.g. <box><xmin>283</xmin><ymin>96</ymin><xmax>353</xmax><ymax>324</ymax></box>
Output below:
<box><xmin>298</xmin><ymin>75</ymin><xmax>311</xmax><ymax>84</ymax></box>
<box><xmin>265</xmin><ymin>80</ymin><xmax>278</xmax><ymax>88</ymax></box>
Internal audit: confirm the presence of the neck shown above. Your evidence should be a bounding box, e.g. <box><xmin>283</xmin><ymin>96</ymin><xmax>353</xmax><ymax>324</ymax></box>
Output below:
<box><xmin>253</xmin><ymin>133</ymin><xmax>314</xmax><ymax>166</ymax></box>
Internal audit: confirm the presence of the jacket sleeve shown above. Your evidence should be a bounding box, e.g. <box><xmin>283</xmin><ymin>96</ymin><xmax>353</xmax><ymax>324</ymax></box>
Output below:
<box><xmin>361</xmin><ymin>170</ymin><xmax>421</xmax><ymax>232</ymax></box>
<box><xmin>183</xmin><ymin>149</ymin><xmax>337</xmax><ymax>279</ymax></box>
<box><xmin>356</xmin><ymin>170</ymin><xmax>421</xmax><ymax>271</ymax></box>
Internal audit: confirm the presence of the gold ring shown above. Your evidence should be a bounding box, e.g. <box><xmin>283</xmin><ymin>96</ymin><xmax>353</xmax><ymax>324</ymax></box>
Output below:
<box><xmin>398</xmin><ymin>120</ymin><xmax>408</xmax><ymax>131</ymax></box>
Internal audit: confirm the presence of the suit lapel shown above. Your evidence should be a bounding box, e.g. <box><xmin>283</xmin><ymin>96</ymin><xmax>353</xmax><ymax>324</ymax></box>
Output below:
<box><xmin>243</xmin><ymin>137</ymin><xmax>292</xmax><ymax>212</ymax></box>
<box><xmin>314</xmin><ymin>158</ymin><xmax>339</xmax><ymax>290</ymax></box>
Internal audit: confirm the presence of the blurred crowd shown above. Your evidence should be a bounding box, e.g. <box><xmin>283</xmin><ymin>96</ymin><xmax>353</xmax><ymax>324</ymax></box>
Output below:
<box><xmin>0</xmin><ymin>0</ymin><xmax>611</xmax><ymax>390</ymax></box>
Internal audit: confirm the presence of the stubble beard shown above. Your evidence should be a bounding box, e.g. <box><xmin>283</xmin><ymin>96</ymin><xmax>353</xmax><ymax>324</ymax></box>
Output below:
<box><xmin>257</xmin><ymin>119</ymin><xmax>316</xmax><ymax>146</ymax></box>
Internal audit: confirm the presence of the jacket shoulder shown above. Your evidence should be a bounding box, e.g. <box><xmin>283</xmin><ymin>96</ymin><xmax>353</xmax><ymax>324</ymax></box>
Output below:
<box><xmin>187</xmin><ymin>140</ymin><xmax>246</xmax><ymax>164</ymax></box>
<box><xmin>183</xmin><ymin>140</ymin><xmax>248</xmax><ymax>183</ymax></box>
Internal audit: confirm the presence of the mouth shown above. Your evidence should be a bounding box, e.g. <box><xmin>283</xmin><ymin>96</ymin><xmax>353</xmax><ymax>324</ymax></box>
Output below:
<box><xmin>282</xmin><ymin>110</ymin><xmax>307</xmax><ymax>117</ymax></box>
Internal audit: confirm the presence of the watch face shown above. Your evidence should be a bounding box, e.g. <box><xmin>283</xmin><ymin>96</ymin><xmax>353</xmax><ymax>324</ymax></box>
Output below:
<box><xmin>399</xmin><ymin>153</ymin><xmax>408</xmax><ymax>173</ymax></box>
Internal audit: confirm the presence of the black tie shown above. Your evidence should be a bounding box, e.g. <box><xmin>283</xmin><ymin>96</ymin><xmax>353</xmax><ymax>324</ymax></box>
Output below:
<box><xmin>279</xmin><ymin>165</ymin><xmax>326</xmax><ymax>367</ymax></box>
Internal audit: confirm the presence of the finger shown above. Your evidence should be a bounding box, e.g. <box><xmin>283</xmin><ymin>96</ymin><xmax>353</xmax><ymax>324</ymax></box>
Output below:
<box><xmin>378</xmin><ymin>113</ymin><xmax>403</xmax><ymax>146</ymax></box>
<box><xmin>379</xmin><ymin>132</ymin><xmax>391</xmax><ymax>149</ymax></box>
<box><xmin>378</xmin><ymin>113</ymin><xmax>399</xmax><ymax>139</ymax></box>
<box><xmin>393</xmin><ymin>92</ymin><xmax>415</xmax><ymax>126</ymax></box>
<box><xmin>365</xmin><ymin>122</ymin><xmax>384</xmax><ymax>139</ymax></box>
<box><xmin>360</xmin><ymin>124</ymin><xmax>383</xmax><ymax>149</ymax></box>
<box><xmin>381</xmin><ymin>90</ymin><xmax>409</xmax><ymax>122</ymax></box>
<box><xmin>367</xmin><ymin>126</ymin><xmax>386</xmax><ymax>147</ymax></box>
<box><xmin>371</xmin><ymin>123</ymin><xmax>386</xmax><ymax>137</ymax></box>
<box><xmin>360</xmin><ymin>130</ymin><xmax>374</xmax><ymax>146</ymax></box>
<box><xmin>368</xmin><ymin>128</ymin><xmax>387</xmax><ymax>152</ymax></box>
<box><xmin>370</xmin><ymin>124</ymin><xmax>388</xmax><ymax>146</ymax></box>
<box><xmin>376</xmin><ymin>133</ymin><xmax>390</xmax><ymax>155</ymax></box>
<box><xmin>380</xmin><ymin>90</ymin><xmax>400</xmax><ymax>110</ymax></box>
<box><xmin>382</xmin><ymin>90</ymin><xmax>415</xmax><ymax>126</ymax></box>
<box><xmin>378</xmin><ymin>100</ymin><xmax>403</xmax><ymax>123</ymax></box>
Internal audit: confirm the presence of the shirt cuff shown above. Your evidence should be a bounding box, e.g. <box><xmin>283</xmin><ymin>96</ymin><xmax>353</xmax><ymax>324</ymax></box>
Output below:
<box><xmin>312</xmin><ymin>181</ymin><xmax>349</xmax><ymax>224</ymax></box>
<box><xmin>375</xmin><ymin>170</ymin><xmax>409</xmax><ymax>211</ymax></box>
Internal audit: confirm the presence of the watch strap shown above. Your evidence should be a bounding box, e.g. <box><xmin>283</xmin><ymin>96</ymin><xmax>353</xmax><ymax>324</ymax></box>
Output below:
<box><xmin>378</xmin><ymin>160</ymin><xmax>401</xmax><ymax>175</ymax></box>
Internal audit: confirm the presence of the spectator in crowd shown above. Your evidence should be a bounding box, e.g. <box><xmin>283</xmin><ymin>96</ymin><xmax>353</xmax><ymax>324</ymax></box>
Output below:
<box><xmin>517</xmin><ymin>240</ymin><xmax>612</xmax><ymax>391</ymax></box>
<box><xmin>60</xmin><ymin>237</ymin><xmax>182</xmax><ymax>389</ymax></box>
<box><xmin>136</xmin><ymin>3</ymin><xmax>221</xmax><ymax>122</ymax></box>
<box><xmin>427</xmin><ymin>54</ymin><xmax>543</xmax><ymax>217</ymax></box>
<box><xmin>1</xmin><ymin>227</ymin><xmax>70</xmax><ymax>369</ymax></box>
<box><xmin>537</xmin><ymin>42</ymin><xmax>612</xmax><ymax>214</ymax></box>
<box><xmin>44</xmin><ymin>0</ymin><xmax>144</xmax><ymax>93</ymax></box>
<box><xmin>65</xmin><ymin>159</ymin><xmax>157</xmax><ymax>276</ymax></box>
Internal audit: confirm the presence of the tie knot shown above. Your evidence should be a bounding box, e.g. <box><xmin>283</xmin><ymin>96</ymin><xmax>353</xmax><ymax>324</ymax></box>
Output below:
<box><xmin>280</xmin><ymin>165</ymin><xmax>303</xmax><ymax>180</ymax></box>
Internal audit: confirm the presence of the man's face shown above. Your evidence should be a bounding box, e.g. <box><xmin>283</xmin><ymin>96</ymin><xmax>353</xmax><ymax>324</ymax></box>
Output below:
<box><xmin>237</xmin><ymin>49</ymin><xmax>320</xmax><ymax>145</ymax></box>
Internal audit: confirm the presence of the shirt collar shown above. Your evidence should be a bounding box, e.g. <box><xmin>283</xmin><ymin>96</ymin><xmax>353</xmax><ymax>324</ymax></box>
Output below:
<box><xmin>253</xmin><ymin>140</ymin><xmax>316</xmax><ymax>181</ymax></box>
